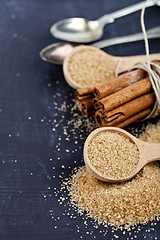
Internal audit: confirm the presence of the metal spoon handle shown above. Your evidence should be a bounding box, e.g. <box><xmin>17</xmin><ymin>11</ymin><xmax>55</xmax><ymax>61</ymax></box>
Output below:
<box><xmin>92</xmin><ymin>26</ymin><xmax>160</xmax><ymax>49</ymax></box>
<box><xmin>98</xmin><ymin>0</ymin><xmax>158</xmax><ymax>26</ymax></box>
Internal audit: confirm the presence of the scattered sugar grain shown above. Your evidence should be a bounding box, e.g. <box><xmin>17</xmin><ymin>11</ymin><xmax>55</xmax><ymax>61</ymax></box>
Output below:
<box><xmin>10</xmin><ymin>14</ymin><xmax>16</xmax><ymax>19</ymax></box>
<box><xmin>13</xmin><ymin>33</ymin><xmax>18</xmax><ymax>38</ymax></box>
<box><xmin>139</xmin><ymin>121</ymin><xmax>160</xmax><ymax>143</ymax></box>
<box><xmin>63</xmin><ymin>121</ymin><xmax>160</xmax><ymax>229</ymax></box>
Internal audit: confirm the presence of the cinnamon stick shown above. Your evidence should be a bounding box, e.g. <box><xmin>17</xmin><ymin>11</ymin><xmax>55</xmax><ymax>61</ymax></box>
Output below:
<box><xmin>93</xmin><ymin>98</ymin><xmax>99</xmax><ymax>110</ymax></box>
<box><xmin>81</xmin><ymin>99</ymin><xmax>95</xmax><ymax>117</ymax></box>
<box><xmin>93</xmin><ymin>69</ymin><xmax>147</xmax><ymax>99</ymax></box>
<box><xmin>99</xmin><ymin>77</ymin><xmax>152</xmax><ymax>112</ymax></box>
<box><xmin>96</xmin><ymin>107</ymin><xmax>152</xmax><ymax>128</ymax></box>
<box><xmin>95</xmin><ymin>110</ymin><xmax>106</xmax><ymax>127</ymax></box>
<box><xmin>104</xmin><ymin>92</ymin><xmax>155</xmax><ymax>126</ymax></box>
<box><xmin>75</xmin><ymin>61</ymin><xmax>160</xmax><ymax>128</ymax></box>
<box><xmin>114</xmin><ymin>108</ymin><xmax>152</xmax><ymax>128</ymax></box>
<box><xmin>75</xmin><ymin>86</ymin><xmax>94</xmax><ymax>100</ymax></box>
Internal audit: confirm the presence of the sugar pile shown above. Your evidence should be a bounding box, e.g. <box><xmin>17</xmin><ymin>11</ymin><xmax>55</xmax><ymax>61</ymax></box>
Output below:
<box><xmin>65</xmin><ymin>122</ymin><xmax>160</xmax><ymax>228</ymax></box>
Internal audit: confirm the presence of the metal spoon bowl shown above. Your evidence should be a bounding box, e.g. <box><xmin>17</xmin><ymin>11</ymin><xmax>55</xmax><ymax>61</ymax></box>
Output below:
<box><xmin>40</xmin><ymin>26</ymin><xmax>160</xmax><ymax>65</ymax></box>
<box><xmin>40</xmin><ymin>42</ymin><xmax>77</xmax><ymax>65</ymax></box>
<box><xmin>50</xmin><ymin>0</ymin><xmax>159</xmax><ymax>43</ymax></box>
<box><xmin>84</xmin><ymin>127</ymin><xmax>160</xmax><ymax>183</ymax></box>
<box><xmin>50</xmin><ymin>17</ymin><xmax>102</xmax><ymax>43</ymax></box>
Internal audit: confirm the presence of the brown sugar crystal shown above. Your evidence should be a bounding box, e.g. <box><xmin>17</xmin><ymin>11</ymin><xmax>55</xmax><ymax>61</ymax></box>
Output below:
<box><xmin>87</xmin><ymin>131</ymin><xmax>139</xmax><ymax>179</ymax></box>
<box><xmin>66</xmin><ymin>121</ymin><xmax>160</xmax><ymax>228</ymax></box>
<box><xmin>69</xmin><ymin>162</ymin><xmax>160</xmax><ymax>228</ymax></box>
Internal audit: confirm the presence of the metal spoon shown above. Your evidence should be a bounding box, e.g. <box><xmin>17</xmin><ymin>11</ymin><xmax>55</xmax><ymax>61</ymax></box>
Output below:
<box><xmin>40</xmin><ymin>26</ymin><xmax>160</xmax><ymax>65</ymax></box>
<box><xmin>50</xmin><ymin>0</ymin><xmax>159</xmax><ymax>43</ymax></box>
<box><xmin>84</xmin><ymin>127</ymin><xmax>160</xmax><ymax>183</ymax></box>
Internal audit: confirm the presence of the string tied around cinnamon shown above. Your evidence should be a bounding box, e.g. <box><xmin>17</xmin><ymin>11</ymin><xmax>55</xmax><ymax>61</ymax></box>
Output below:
<box><xmin>133</xmin><ymin>0</ymin><xmax>160</xmax><ymax>119</ymax></box>
<box><xmin>116</xmin><ymin>0</ymin><xmax>160</xmax><ymax>119</ymax></box>
<box><xmin>133</xmin><ymin>61</ymin><xmax>160</xmax><ymax>119</ymax></box>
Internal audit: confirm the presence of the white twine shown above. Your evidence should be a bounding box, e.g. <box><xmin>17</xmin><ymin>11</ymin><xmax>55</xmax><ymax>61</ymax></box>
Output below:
<box><xmin>115</xmin><ymin>0</ymin><xmax>160</xmax><ymax>118</ymax></box>
<box><xmin>135</xmin><ymin>0</ymin><xmax>160</xmax><ymax>105</ymax></box>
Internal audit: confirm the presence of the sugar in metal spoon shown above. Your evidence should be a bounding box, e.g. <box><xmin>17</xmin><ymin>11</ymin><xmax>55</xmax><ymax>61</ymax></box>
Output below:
<box><xmin>84</xmin><ymin>127</ymin><xmax>160</xmax><ymax>183</ymax></box>
<box><xmin>50</xmin><ymin>0</ymin><xmax>159</xmax><ymax>43</ymax></box>
<box><xmin>40</xmin><ymin>26</ymin><xmax>160</xmax><ymax>65</ymax></box>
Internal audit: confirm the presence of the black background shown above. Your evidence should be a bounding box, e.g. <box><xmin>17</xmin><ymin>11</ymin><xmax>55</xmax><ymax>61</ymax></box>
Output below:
<box><xmin>0</xmin><ymin>0</ymin><xmax>160</xmax><ymax>239</ymax></box>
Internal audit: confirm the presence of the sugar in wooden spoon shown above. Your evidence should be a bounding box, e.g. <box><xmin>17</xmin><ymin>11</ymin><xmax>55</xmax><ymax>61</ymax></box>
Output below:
<box><xmin>63</xmin><ymin>45</ymin><xmax>160</xmax><ymax>89</ymax></box>
<box><xmin>84</xmin><ymin>127</ymin><xmax>160</xmax><ymax>183</ymax></box>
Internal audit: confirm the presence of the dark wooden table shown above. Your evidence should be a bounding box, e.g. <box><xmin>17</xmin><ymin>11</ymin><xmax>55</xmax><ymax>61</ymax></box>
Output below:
<box><xmin>0</xmin><ymin>0</ymin><xmax>160</xmax><ymax>239</ymax></box>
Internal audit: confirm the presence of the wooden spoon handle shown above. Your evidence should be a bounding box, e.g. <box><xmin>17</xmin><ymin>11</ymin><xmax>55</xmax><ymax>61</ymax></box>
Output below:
<box><xmin>145</xmin><ymin>142</ymin><xmax>160</xmax><ymax>163</ymax></box>
<box><xmin>118</xmin><ymin>53</ymin><xmax>160</xmax><ymax>73</ymax></box>
<box><xmin>137</xmin><ymin>140</ymin><xmax>160</xmax><ymax>167</ymax></box>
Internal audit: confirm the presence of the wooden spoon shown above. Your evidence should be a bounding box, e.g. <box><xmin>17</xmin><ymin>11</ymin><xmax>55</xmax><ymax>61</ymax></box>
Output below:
<box><xmin>83</xmin><ymin>127</ymin><xmax>160</xmax><ymax>183</ymax></box>
<box><xmin>63</xmin><ymin>45</ymin><xmax>160</xmax><ymax>89</ymax></box>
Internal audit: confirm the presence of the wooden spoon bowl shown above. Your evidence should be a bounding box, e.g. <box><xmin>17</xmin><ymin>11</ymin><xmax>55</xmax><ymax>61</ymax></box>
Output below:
<box><xmin>63</xmin><ymin>45</ymin><xmax>160</xmax><ymax>89</ymax></box>
<box><xmin>83</xmin><ymin>127</ymin><xmax>160</xmax><ymax>183</ymax></box>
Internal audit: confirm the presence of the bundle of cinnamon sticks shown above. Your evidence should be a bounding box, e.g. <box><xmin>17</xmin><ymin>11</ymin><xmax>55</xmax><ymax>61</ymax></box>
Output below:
<box><xmin>75</xmin><ymin>63</ymin><xmax>159</xmax><ymax>128</ymax></box>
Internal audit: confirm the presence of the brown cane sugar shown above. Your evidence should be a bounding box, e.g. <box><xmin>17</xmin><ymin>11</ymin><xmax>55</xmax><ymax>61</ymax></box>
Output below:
<box><xmin>139</xmin><ymin>121</ymin><xmax>160</xmax><ymax>143</ymax></box>
<box><xmin>87</xmin><ymin>131</ymin><xmax>139</xmax><ymax>179</ymax></box>
<box><xmin>65</xmin><ymin>46</ymin><xmax>116</xmax><ymax>88</ymax></box>
<box><xmin>66</xmin><ymin>122</ymin><xmax>160</xmax><ymax>228</ymax></box>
